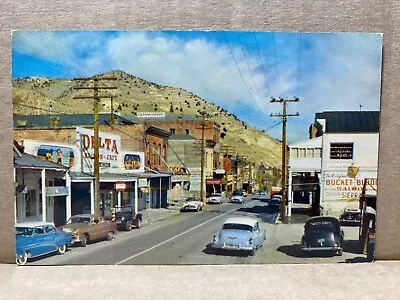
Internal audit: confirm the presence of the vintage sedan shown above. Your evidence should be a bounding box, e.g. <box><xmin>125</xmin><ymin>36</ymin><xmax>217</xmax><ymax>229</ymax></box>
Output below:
<box><xmin>268</xmin><ymin>195</ymin><xmax>282</xmax><ymax>207</ymax></box>
<box><xmin>62</xmin><ymin>214</ymin><xmax>117</xmax><ymax>247</ymax></box>
<box><xmin>112</xmin><ymin>206</ymin><xmax>142</xmax><ymax>231</ymax></box>
<box><xmin>301</xmin><ymin>216</ymin><xmax>344</xmax><ymax>256</ymax></box>
<box><xmin>339</xmin><ymin>207</ymin><xmax>362</xmax><ymax>226</ymax></box>
<box><xmin>230</xmin><ymin>195</ymin><xmax>244</xmax><ymax>203</ymax></box>
<box><xmin>207</xmin><ymin>193</ymin><xmax>223</xmax><ymax>204</ymax></box>
<box><xmin>252</xmin><ymin>190</ymin><xmax>270</xmax><ymax>202</ymax></box>
<box><xmin>211</xmin><ymin>217</ymin><xmax>266</xmax><ymax>256</ymax></box>
<box><xmin>180</xmin><ymin>196</ymin><xmax>204</xmax><ymax>212</ymax></box>
<box><xmin>15</xmin><ymin>221</ymin><xmax>73</xmax><ymax>266</ymax></box>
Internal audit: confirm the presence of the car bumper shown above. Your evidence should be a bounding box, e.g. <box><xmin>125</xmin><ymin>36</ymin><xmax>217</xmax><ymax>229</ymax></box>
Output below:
<box><xmin>71</xmin><ymin>236</ymin><xmax>82</xmax><ymax>244</ymax></box>
<box><xmin>301</xmin><ymin>246</ymin><xmax>342</xmax><ymax>252</ymax></box>
<box><xmin>212</xmin><ymin>243</ymin><xmax>253</xmax><ymax>251</ymax></box>
<box><xmin>181</xmin><ymin>206</ymin><xmax>198</xmax><ymax>211</ymax></box>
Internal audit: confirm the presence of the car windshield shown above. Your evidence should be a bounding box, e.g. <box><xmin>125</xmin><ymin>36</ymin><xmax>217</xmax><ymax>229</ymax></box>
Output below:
<box><xmin>186</xmin><ymin>197</ymin><xmax>199</xmax><ymax>202</ymax></box>
<box><xmin>67</xmin><ymin>216</ymin><xmax>91</xmax><ymax>224</ymax></box>
<box><xmin>15</xmin><ymin>227</ymin><xmax>34</xmax><ymax>236</ymax></box>
<box><xmin>210</xmin><ymin>193</ymin><xmax>221</xmax><ymax>197</ymax></box>
<box><xmin>223</xmin><ymin>223</ymin><xmax>253</xmax><ymax>231</ymax></box>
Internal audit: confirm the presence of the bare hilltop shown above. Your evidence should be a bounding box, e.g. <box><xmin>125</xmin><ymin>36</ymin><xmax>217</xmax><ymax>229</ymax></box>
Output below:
<box><xmin>12</xmin><ymin>70</ymin><xmax>282</xmax><ymax>167</ymax></box>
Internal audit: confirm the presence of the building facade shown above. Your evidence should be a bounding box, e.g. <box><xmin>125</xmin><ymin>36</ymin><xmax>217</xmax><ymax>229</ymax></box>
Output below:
<box><xmin>288</xmin><ymin>111</ymin><xmax>379</xmax><ymax>217</ymax></box>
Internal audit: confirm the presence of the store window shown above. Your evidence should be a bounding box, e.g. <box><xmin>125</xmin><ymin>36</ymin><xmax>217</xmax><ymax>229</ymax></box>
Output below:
<box><xmin>185</xmin><ymin>128</ymin><xmax>190</xmax><ymax>135</ymax></box>
<box><xmin>25</xmin><ymin>190</ymin><xmax>37</xmax><ymax>217</ymax></box>
<box><xmin>298</xmin><ymin>148</ymin><xmax>306</xmax><ymax>158</ymax></box>
<box><xmin>330</xmin><ymin>143</ymin><xmax>353</xmax><ymax>159</ymax></box>
<box><xmin>314</xmin><ymin>148</ymin><xmax>322</xmax><ymax>158</ymax></box>
<box><xmin>170</xmin><ymin>128</ymin><xmax>175</xmax><ymax>135</ymax></box>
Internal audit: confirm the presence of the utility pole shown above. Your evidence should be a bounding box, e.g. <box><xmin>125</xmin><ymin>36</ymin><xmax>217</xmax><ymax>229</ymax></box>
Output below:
<box><xmin>74</xmin><ymin>77</ymin><xmax>117</xmax><ymax>216</ymax></box>
<box><xmin>220</xmin><ymin>145</ymin><xmax>234</xmax><ymax>198</ymax></box>
<box><xmin>270</xmin><ymin>97</ymin><xmax>299</xmax><ymax>222</ymax></box>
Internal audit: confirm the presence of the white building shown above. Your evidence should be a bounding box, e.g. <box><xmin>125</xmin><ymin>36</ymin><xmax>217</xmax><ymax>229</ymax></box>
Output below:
<box><xmin>289</xmin><ymin>111</ymin><xmax>379</xmax><ymax>217</ymax></box>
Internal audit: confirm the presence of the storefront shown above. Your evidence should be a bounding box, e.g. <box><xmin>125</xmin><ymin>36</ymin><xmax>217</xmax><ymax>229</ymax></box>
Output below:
<box><xmin>14</xmin><ymin>144</ymin><xmax>70</xmax><ymax>226</ymax></box>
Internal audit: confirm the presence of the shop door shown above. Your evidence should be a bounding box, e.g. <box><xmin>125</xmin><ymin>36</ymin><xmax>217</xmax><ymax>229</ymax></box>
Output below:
<box><xmin>54</xmin><ymin>196</ymin><xmax>66</xmax><ymax>227</ymax></box>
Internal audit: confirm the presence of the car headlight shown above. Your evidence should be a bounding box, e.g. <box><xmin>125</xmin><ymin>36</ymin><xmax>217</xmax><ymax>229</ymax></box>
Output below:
<box><xmin>121</xmin><ymin>216</ymin><xmax>125</xmax><ymax>221</ymax></box>
<box><xmin>73</xmin><ymin>229</ymin><xmax>79</xmax><ymax>234</ymax></box>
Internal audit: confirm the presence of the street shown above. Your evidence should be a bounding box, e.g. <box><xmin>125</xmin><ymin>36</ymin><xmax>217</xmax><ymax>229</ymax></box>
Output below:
<box><xmin>28</xmin><ymin>198</ymin><xmax>366</xmax><ymax>266</ymax></box>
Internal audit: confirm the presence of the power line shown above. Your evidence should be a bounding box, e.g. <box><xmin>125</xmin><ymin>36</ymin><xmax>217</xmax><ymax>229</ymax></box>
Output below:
<box><xmin>252</xmin><ymin>32</ymin><xmax>272</xmax><ymax>98</ymax></box>
<box><xmin>272</xmin><ymin>33</ymin><xmax>282</xmax><ymax>95</ymax></box>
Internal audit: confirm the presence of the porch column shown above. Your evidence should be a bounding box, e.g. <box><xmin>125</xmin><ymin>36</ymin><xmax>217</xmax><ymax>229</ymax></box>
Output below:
<box><xmin>90</xmin><ymin>179</ymin><xmax>95</xmax><ymax>214</ymax></box>
<box><xmin>134</xmin><ymin>180</ymin><xmax>138</xmax><ymax>214</ymax></box>
<box><xmin>117</xmin><ymin>191</ymin><xmax>122</xmax><ymax>207</ymax></box>
<box><xmin>287</xmin><ymin>170</ymin><xmax>293</xmax><ymax>217</ymax></box>
<box><xmin>41</xmin><ymin>169</ymin><xmax>46</xmax><ymax>222</ymax></box>
<box><xmin>13</xmin><ymin>168</ymin><xmax>16</xmax><ymax>223</ymax></box>
<box><xmin>65</xmin><ymin>172</ymin><xmax>72</xmax><ymax>221</ymax></box>
<box><xmin>159</xmin><ymin>177</ymin><xmax>162</xmax><ymax>208</ymax></box>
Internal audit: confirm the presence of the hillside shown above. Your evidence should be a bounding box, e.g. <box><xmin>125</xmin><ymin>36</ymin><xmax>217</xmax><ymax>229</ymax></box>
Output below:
<box><xmin>12</xmin><ymin>70</ymin><xmax>282</xmax><ymax>167</ymax></box>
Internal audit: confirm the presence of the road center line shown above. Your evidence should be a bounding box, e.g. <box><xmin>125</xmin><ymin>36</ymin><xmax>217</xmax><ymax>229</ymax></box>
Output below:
<box><xmin>115</xmin><ymin>200</ymin><xmax>258</xmax><ymax>265</ymax></box>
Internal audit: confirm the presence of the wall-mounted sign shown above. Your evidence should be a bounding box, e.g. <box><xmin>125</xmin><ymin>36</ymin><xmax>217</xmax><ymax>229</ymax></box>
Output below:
<box><xmin>324</xmin><ymin>177</ymin><xmax>377</xmax><ymax>201</ymax></box>
<box><xmin>37</xmin><ymin>145</ymin><xmax>75</xmax><ymax>167</ymax></box>
<box><xmin>124</xmin><ymin>153</ymin><xmax>141</xmax><ymax>170</ymax></box>
<box><xmin>76</xmin><ymin>127</ymin><xmax>121</xmax><ymax>171</ymax></box>
<box><xmin>46</xmin><ymin>186</ymin><xmax>69</xmax><ymax>197</ymax></box>
<box><xmin>214</xmin><ymin>169</ymin><xmax>225</xmax><ymax>174</ymax></box>
<box><xmin>138</xmin><ymin>178</ymin><xmax>148</xmax><ymax>187</ymax></box>
<box><xmin>206</xmin><ymin>179</ymin><xmax>222</xmax><ymax>185</ymax></box>
<box><xmin>169</xmin><ymin>166</ymin><xmax>187</xmax><ymax>174</ymax></box>
<box><xmin>114</xmin><ymin>181</ymin><xmax>126</xmax><ymax>191</ymax></box>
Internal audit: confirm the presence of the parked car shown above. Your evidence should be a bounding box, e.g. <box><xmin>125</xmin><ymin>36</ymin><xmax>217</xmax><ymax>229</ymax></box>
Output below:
<box><xmin>207</xmin><ymin>193</ymin><xmax>223</xmax><ymax>204</ymax></box>
<box><xmin>252</xmin><ymin>190</ymin><xmax>270</xmax><ymax>202</ymax></box>
<box><xmin>211</xmin><ymin>217</ymin><xmax>266</xmax><ymax>256</ymax></box>
<box><xmin>232</xmin><ymin>189</ymin><xmax>244</xmax><ymax>197</ymax></box>
<box><xmin>112</xmin><ymin>206</ymin><xmax>142</xmax><ymax>230</ymax></box>
<box><xmin>62</xmin><ymin>214</ymin><xmax>117</xmax><ymax>247</ymax></box>
<box><xmin>15</xmin><ymin>221</ymin><xmax>73</xmax><ymax>266</ymax></box>
<box><xmin>339</xmin><ymin>207</ymin><xmax>362</xmax><ymax>226</ymax></box>
<box><xmin>230</xmin><ymin>195</ymin><xmax>244</xmax><ymax>203</ymax></box>
<box><xmin>301</xmin><ymin>216</ymin><xmax>344</xmax><ymax>256</ymax></box>
<box><xmin>268</xmin><ymin>195</ymin><xmax>282</xmax><ymax>207</ymax></box>
<box><xmin>180</xmin><ymin>196</ymin><xmax>204</xmax><ymax>212</ymax></box>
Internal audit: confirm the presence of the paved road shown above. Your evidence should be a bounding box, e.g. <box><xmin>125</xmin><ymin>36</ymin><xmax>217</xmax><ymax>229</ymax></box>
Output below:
<box><xmin>28</xmin><ymin>198</ymin><xmax>367</xmax><ymax>266</ymax></box>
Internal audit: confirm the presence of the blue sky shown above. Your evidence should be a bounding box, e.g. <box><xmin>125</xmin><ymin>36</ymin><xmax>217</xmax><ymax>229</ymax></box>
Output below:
<box><xmin>12</xmin><ymin>30</ymin><xmax>383</xmax><ymax>143</ymax></box>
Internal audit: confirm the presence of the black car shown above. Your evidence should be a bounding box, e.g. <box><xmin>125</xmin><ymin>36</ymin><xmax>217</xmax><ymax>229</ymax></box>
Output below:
<box><xmin>112</xmin><ymin>206</ymin><xmax>142</xmax><ymax>231</ymax></box>
<box><xmin>339</xmin><ymin>208</ymin><xmax>362</xmax><ymax>226</ymax></box>
<box><xmin>301</xmin><ymin>216</ymin><xmax>344</xmax><ymax>256</ymax></box>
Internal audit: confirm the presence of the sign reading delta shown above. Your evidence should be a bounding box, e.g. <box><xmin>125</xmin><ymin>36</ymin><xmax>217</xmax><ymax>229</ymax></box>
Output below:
<box><xmin>76</xmin><ymin>127</ymin><xmax>121</xmax><ymax>170</ymax></box>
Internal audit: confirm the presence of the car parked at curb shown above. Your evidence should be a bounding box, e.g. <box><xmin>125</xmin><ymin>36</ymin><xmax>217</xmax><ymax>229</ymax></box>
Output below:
<box><xmin>301</xmin><ymin>216</ymin><xmax>344</xmax><ymax>256</ymax></box>
<box><xmin>15</xmin><ymin>221</ymin><xmax>73</xmax><ymax>266</ymax></box>
<box><xmin>339</xmin><ymin>207</ymin><xmax>362</xmax><ymax>226</ymax></box>
<box><xmin>252</xmin><ymin>190</ymin><xmax>270</xmax><ymax>202</ymax></box>
<box><xmin>211</xmin><ymin>217</ymin><xmax>266</xmax><ymax>256</ymax></box>
<box><xmin>111</xmin><ymin>206</ymin><xmax>142</xmax><ymax>230</ymax></box>
<box><xmin>268</xmin><ymin>195</ymin><xmax>282</xmax><ymax>207</ymax></box>
<box><xmin>62</xmin><ymin>214</ymin><xmax>117</xmax><ymax>247</ymax></box>
<box><xmin>207</xmin><ymin>193</ymin><xmax>223</xmax><ymax>204</ymax></box>
<box><xmin>230</xmin><ymin>195</ymin><xmax>244</xmax><ymax>203</ymax></box>
<box><xmin>180</xmin><ymin>196</ymin><xmax>204</xmax><ymax>212</ymax></box>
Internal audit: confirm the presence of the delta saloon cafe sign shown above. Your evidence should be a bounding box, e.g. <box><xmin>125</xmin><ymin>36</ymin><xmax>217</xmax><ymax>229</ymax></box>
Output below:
<box><xmin>76</xmin><ymin>126</ymin><xmax>121</xmax><ymax>172</ymax></box>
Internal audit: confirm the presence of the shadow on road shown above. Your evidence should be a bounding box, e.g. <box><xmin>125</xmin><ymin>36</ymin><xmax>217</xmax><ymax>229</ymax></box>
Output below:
<box><xmin>343</xmin><ymin>239</ymin><xmax>363</xmax><ymax>255</ymax></box>
<box><xmin>202</xmin><ymin>243</ymin><xmax>252</xmax><ymax>257</ymax></box>
<box><xmin>236</xmin><ymin>205</ymin><xmax>280</xmax><ymax>224</ymax></box>
<box><xmin>277</xmin><ymin>244</ymin><xmax>337</xmax><ymax>258</ymax></box>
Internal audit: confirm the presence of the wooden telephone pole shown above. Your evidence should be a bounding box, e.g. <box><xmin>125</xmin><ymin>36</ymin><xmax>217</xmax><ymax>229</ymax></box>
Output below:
<box><xmin>270</xmin><ymin>97</ymin><xmax>299</xmax><ymax>222</ymax></box>
<box><xmin>73</xmin><ymin>77</ymin><xmax>117</xmax><ymax>215</ymax></box>
<box><xmin>220</xmin><ymin>145</ymin><xmax>235</xmax><ymax>198</ymax></box>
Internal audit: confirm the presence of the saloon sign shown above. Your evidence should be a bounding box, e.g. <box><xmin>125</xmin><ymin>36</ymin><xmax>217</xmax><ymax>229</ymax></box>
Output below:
<box><xmin>76</xmin><ymin>127</ymin><xmax>121</xmax><ymax>171</ymax></box>
<box><xmin>324</xmin><ymin>177</ymin><xmax>377</xmax><ymax>201</ymax></box>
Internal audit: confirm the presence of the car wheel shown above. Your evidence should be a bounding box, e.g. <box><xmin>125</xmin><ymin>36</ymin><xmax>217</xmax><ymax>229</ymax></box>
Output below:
<box><xmin>107</xmin><ymin>231</ymin><xmax>114</xmax><ymax>241</ymax></box>
<box><xmin>57</xmin><ymin>244</ymin><xmax>67</xmax><ymax>255</ymax></box>
<box><xmin>248</xmin><ymin>249</ymin><xmax>255</xmax><ymax>256</ymax></box>
<box><xmin>16</xmin><ymin>251</ymin><xmax>28</xmax><ymax>266</ymax></box>
<box><xmin>337</xmin><ymin>248</ymin><xmax>343</xmax><ymax>256</ymax></box>
<box><xmin>126</xmin><ymin>221</ymin><xmax>132</xmax><ymax>231</ymax></box>
<box><xmin>81</xmin><ymin>234</ymin><xmax>88</xmax><ymax>247</ymax></box>
<box><xmin>136</xmin><ymin>218</ymin><xmax>141</xmax><ymax>229</ymax></box>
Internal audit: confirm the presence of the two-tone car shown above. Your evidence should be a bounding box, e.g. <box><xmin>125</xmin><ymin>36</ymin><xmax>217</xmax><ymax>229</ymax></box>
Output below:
<box><xmin>230</xmin><ymin>195</ymin><xmax>244</xmax><ymax>203</ymax></box>
<box><xmin>207</xmin><ymin>193</ymin><xmax>223</xmax><ymax>204</ymax></box>
<box><xmin>211</xmin><ymin>217</ymin><xmax>266</xmax><ymax>256</ymax></box>
<box><xmin>15</xmin><ymin>221</ymin><xmax>73</xmax><ymax>266</ymax></box>
<box><xmin>252</xmin><ymin>190</ymin><xmax>270</xmax><ymax>202</ymax></box>
<box><xmin>301</xmin><ymin>216</ymin><xmax>344</xmax><ymax>256</ymax></box>
<box><xmin>62</xmin><ymin>214</ymin><xmax>117</xmax><ymax>247</ymax></box>
<box><xmin>180</xmin><ymin>196</ymin><xmax>204</xmax><ymax>212</ymax></box>
<box><xmin>339</xmin><ymin>207</ymin><xmax>362</xmax><ymax>226</ymax></box>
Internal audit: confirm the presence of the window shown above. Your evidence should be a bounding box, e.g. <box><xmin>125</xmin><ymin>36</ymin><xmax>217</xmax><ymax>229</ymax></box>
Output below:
<box><xmin>298</xmin><ymin>148</ymin><xmax>306</xmax><ymax>158</ymax></box>
<box><xmin>34</xmin><ymin>227</ymin><xmax>45</xmax><ymax>235</ymax></box>
<box><xmin>314</xmin><ymin>148</ymin><xmax>322</xmax><ymax>158</ymax></box>
<box><xmin>306</xmin><ymin>148</ymin><xmax>314</xmax><ymax>158</ymax></box>
<box><xmin>170</xmin><ymin>128</ymin><xmax>175</xmax><ymax>135</ymax></box>
<box><xmin>291</xmin><ymin>148</ymin><xmax>298</xmax><ymax>158</ymax></box>
<box><xmin>330</xmin><ymin>143</ymin><xmax>353</xmax><ymax>159</ymax></box>
<box><xmin>44</xmin><ymin>225</ymin><xmax>56</xmax><ymax>234</ymax></box>
<box><xmin>185</xmin><ymin>128</ymin><xmax>190</xmax><ymax>135</ymax></box>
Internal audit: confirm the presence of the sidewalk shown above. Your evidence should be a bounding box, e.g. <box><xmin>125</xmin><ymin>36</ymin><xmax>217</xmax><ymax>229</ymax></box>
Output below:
<box><xmin>139</xmin><ymin>203</ymin><xmax>182</xmax><ymax>225</ymax></box>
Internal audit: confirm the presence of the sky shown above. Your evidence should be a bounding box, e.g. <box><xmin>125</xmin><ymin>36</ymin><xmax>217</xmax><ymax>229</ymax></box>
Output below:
<box><xmin>12</xmin><ymin>30</ymin><xmax>383</xmax><ymax>143</ymax></box>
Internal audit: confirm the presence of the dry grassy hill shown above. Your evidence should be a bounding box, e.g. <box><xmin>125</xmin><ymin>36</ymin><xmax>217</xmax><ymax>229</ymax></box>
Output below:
<box><xmin>12</xmin><ymin>70</ymin><xmax>282</xmax><ymax>167</ymax></box>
